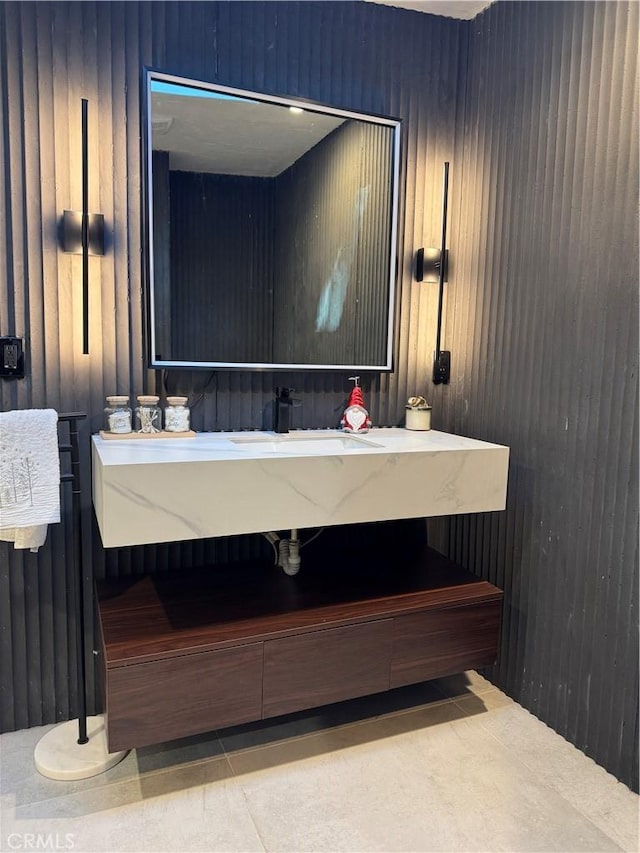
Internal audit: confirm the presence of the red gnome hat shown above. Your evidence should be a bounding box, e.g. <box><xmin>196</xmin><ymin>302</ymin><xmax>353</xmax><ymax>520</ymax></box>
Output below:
<box><xmin>347</xmin><ymin>384</ymin><xmax>365</xmax><ymax>408</ymax></box>
<box><xmin>341</xmin><ymin>376</ymin><xmax>371</xmax><ymax>434</ymax></box>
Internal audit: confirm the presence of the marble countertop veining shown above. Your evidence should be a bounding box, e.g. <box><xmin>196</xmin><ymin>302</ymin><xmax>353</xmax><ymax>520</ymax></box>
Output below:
<box><xmin>91</xmin><ymin>427</ymin><xmax>510</xmax><ymax>547</ymax></box>
<box><xmin>91</xmin><ymin>427</ymin><xmax>507</xmax><ymax>466</ymax></box>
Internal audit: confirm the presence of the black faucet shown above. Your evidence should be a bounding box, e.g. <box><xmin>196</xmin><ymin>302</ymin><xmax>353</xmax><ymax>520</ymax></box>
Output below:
<box><xmin>274</xmin><ymin>387</ymin><xmax>299</xmax><ymax>433</ymax></box>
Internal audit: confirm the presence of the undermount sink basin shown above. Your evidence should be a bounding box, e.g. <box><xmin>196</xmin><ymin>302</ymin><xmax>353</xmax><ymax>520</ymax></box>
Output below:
<box><xmin>230</xmin><ymin>433</ymin><xmax>382</xmax><ymax>454</ymax></box>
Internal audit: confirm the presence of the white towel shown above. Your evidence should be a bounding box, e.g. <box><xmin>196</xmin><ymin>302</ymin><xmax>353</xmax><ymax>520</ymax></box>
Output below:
<box><xmin>0</xmin><ymin>409</ymin><xmax>60</xmax><ymax>552</ymax></box>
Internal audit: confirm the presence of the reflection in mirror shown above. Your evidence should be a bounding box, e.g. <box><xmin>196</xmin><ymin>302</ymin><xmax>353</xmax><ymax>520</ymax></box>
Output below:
<box><xmin>145</xmin><ymin>70</ymin><xmax>401</xmax><ymax>371</ymax></box>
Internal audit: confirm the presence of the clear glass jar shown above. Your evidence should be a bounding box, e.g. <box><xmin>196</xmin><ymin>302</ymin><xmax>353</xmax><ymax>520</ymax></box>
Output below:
<box><xmin>135</xmin><ymin>395</ymin><xmax>162</xmax><ymax>434</ymax></box>
<box><xmin>164</xmin><ymin>396</ymin><xmax>190</xmax><ymax>432</ymax></box>
<box><xmin>104</xmin><ymin>396</ymin><xmax>132</xmax><ymax>434</ymax></box>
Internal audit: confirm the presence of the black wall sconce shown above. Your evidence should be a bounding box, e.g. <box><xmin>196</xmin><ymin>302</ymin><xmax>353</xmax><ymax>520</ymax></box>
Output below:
<box><xmin>61</xmin><ymin>99</ymin><xmax>104</xmax><ymax>355</ymax></box>
<box><xmin>62</xmin><ymin>211</ymin><xmax>105</xmax><ymax>256</ymax></box>
<box><xmin>416</xmin><ymin>161</ymin><xmax>450</xmax><ymax>385</ymax></box>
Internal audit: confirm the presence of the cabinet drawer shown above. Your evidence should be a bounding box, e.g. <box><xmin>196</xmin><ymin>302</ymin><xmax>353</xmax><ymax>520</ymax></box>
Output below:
<box><xmin>105</xmin><ymin>643</ymin><xmax>263</xmax><ymax>751</ymax></box>
<box><xmin>391</xmin><ymin>601</ymin><xmax>502</xmax><ymax>688</ymax></box>
<box><xmin>263</xmin><ymin>620</ymin><xmax>392</xmax><ymax>718</ymax></box>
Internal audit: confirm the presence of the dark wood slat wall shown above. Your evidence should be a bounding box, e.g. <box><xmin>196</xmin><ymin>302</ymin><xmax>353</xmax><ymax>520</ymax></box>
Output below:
<box><xmin>272</xmin><ymin>120</ymin><xmax>392</xmax><ymax>366</ymax></box>
<box><xmin>0</xmin><ymin>0</ymin><xmax>459</xmax><ymax>731</ymax></box>
<box><xmin>168</xmin><ymin>172</ymin><xmax>274</xmax><ymax>363</ymax></box>
<box><xmin>0</xmin><ymin>0</ymin><xmax>637</xmax><ymax>792</ymax></box>
<box><xmin>443</xmin><ymin>0</ymin><xmax>638</xmax><ymax>790</ymax></box>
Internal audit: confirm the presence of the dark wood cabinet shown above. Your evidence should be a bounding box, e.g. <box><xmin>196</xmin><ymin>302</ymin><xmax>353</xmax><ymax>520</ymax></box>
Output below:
<box><xmin>391</xmin><ymin>602</ymin><xmax>502</xmax><ymax>688</ymax></box>
<box><xmin>97</xmin><ymin>547</ymin><xmax>503</xmax><ymax>752</ymax></box>
<box><xmin>106</xmin><ymin>644</ymin><xmax>263</xmax><ymax>752</ymax></box>
<box><xmin>263</xmin><ymin>621</ymin><xmax>392</xmax><ymax>718</ymax></box>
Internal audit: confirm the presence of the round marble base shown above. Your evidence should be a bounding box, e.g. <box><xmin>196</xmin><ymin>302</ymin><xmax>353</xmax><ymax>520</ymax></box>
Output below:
<box><xmin>34</xmin><ymin>716</ymin><xmax>128</xmax><ymax>780</ymax></box>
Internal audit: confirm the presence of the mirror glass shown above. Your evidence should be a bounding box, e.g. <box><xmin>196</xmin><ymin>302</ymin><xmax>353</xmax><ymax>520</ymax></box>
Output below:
<box><xmin>145</xmin><ymin>70</ymin><xmax>401</xmax><ymax>371</ymax></box>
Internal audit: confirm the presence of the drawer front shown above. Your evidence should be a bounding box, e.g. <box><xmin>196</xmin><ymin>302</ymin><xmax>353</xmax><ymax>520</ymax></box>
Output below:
<box><xmin>391</xmin><ymin>601</ymin><xmax>502</xmax><ymax>688</ymax></box>
<box><xmin>106</xmin><ymin>643</ymin><xmax>263</xmax><ymax>751</ymax></box>
<box><xmin>263</xmin><ymin>620</ymin><xmax>392</xmax><ymax>719</ymax></box>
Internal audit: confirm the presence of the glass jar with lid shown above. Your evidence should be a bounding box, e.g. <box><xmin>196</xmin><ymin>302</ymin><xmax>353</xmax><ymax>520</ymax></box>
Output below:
<box><xmin>135</xmin><ymin>395</ymin><xmax>162</xmax><ymax>434</ymax></box>
<box><xmin>104</xmin><ymin>396</ymin><xmax>132</xmax><ymax>434</ymax></box>
<box><xmin>164</xmin><ymin>396</ymin><xmax>190</xmax><ymax>433</ymax></box>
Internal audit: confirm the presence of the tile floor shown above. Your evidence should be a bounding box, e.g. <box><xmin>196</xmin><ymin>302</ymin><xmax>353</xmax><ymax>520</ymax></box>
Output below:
<box><xmin>1</xmin><ymin>672</ymin><xmax>637</xmax><ymax>853</ymax></box>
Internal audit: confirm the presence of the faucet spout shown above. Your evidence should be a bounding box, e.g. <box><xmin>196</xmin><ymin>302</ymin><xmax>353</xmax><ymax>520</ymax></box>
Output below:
<box><xmin>274</xmin><ymin>387</ymin><xmax>298</xmax><ymax>433</ymax></box>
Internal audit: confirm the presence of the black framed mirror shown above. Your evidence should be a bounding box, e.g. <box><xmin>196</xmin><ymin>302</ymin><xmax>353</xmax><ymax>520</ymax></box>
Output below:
<box><xmin>144</xmin><ymin>69</ymin><xmax>402</xmax><ymax>371</ymax></box>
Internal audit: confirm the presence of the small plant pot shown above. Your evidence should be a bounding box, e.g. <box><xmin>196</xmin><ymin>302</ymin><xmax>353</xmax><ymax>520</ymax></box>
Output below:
<box><xmin>405</xmin><ymin>406</ymin><xmax>432</xmax><ymax>431</ymax></box>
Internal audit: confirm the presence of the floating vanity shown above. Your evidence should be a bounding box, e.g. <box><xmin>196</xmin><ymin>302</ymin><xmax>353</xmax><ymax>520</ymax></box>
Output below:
<box><xmin>92</xmin><ymin>427</ymin><xmax>509</xmax><ymax>752</ymax></box>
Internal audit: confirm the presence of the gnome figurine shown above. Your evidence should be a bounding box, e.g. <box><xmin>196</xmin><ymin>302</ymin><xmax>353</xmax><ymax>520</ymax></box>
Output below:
<box><xmin>341</xmin><ymin>376</ymin><xmax>372</xmax><ymax>434</ymax></box>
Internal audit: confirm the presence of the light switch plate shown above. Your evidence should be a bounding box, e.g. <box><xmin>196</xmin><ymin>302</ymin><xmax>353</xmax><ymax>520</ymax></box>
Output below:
<box><xmin>1</xmin><ymin>336</ymin><xmax>25</xmax><ymax>379</ymax></box>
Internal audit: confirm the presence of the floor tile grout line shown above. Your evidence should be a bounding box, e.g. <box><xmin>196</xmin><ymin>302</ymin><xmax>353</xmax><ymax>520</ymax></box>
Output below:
<box><xmin>4</xmin><ymin>693</ymin><xmax>475</xmax><ymax>813</ymax></box>
<box><xmin>217</xmin><ymin>696</ymin><xmax>459</xmax><ymax>761</ymax></box>
<box><xmin>7</xmin><ymin>697</ymin><xmax>460</xmax><ymax>814</ymax></box>
<box><xmin>6</xmin><ymin>742</ymin><xmax>234</xmax><ymax>813</ymax></box>
<box><xmin>235</xmin><ymin>780</ymin><xmax>270</xmax><ymax>853</ymax></box>
<box><xmin>213</xmin><ymin>731</ymin><xmax>270</xmax><ymax>853</ymax></box>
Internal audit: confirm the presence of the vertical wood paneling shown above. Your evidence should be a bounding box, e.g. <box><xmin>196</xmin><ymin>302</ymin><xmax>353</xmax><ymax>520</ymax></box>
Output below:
<box><xmin>1</xmin><ymin>0</ymin><xmax>636</xmax><ymax>792</ymax></box>
<box><xmin>1</xmin><ymin>0</ymin><xmax>460</xmax><ymax>736</ymax></box>
<box><xmin>273</xmin><ymin>119</ymin><xmax>392</xmax><ymax>366</ymax></box>
<box><xmin>167</xmin><ymin>172</ymin><xmax>274</xmax><ymax>363</ymax></box>
<box><xmin>447</xmin><ymin>0</ymin><xmax>638</xmax><ymax>791</ymax></box>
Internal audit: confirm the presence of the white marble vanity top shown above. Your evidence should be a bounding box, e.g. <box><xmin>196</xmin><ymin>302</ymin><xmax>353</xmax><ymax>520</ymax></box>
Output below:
<box><xmin>92</xmin><ymin>428</ymin><xmax>509</xmax><ymax>548</ymax></box>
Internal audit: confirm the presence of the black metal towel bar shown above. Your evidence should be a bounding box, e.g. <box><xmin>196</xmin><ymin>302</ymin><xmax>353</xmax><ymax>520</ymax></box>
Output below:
<box><xmin>58</xmin><ymin>412</ymin><xmax>88</xmax><ymax>745</ymax></box>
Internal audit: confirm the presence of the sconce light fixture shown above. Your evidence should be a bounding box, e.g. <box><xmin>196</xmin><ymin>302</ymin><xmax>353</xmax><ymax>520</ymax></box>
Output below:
<box><xmin>416</xmin><ymin>161</ymin><xmax>450</xmax><ymax>385</ymax></box>
<box><xmin>61</xmin><ymin>211</ymin><xmax>104</xmax><ymax>256</ymax></box>
<box><xmin>61</xmin><ymin>99</ymin><xmax>104</xmax><ymax>355</ymax></box>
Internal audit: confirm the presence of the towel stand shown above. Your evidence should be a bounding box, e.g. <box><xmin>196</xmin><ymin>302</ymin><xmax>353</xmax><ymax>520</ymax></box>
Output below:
<box><xmin>34</xmin><ymin>412</ymin><xmax>128</xmax><ymax>780</ymax></box>
<box><xmin>58</xmin><ymin>412</ymin><xmax>89</xmax><ymax>744</ymax></box>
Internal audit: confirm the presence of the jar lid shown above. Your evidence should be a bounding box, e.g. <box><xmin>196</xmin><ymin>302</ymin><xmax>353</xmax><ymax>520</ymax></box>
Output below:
<box><xmin>405</xmin><ymin>404</ymin><xmax>432</xmax><ymax>410</ymax></box>
<box><xmin>106</xmin><ymin>395</ymin><xmax>129</xmax><ymax>404</ymax></box>
<box><xmin>407</xmin><ymin>395</ymin><xmax>429</xmax><ymax>408</ymax></box>
<box><xmin>137</xmin><ymin>395</ymin><xmax>160</xmax><ymax>404</ymax></box>
<box><xmin>166</xmin><ymin>396</ymin><xmax>189</xmax><ymax>405</ymax></box>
